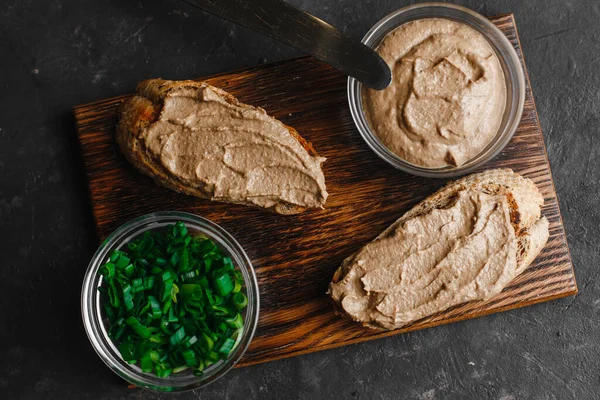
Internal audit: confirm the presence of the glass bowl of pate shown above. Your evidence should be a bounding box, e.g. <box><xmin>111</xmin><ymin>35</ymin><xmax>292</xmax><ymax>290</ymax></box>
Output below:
<box><xmin>348</xmin><ymin>3</ymin><xmax>525</xmax><ymax>178</ymax></box>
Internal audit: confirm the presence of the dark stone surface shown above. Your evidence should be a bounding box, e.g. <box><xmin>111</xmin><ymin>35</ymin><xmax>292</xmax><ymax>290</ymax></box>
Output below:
<box><xmin>1</xmin><ymin>0</ymin><xmax>596</xmax><ymax>398</ymax></box>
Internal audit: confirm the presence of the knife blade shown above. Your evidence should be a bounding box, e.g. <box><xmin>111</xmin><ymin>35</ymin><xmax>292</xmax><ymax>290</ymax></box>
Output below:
<box><xmin>181</xmin><ymin>0</ymin><xmax>392</xmax><ymax>90</ymax></box>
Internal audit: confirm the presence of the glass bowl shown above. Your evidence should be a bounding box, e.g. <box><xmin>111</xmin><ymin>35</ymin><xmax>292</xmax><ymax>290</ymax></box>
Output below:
<box><xmin>81</xmin><ymin>211</ymin><xmax>259</xmax><ymax>392</ymax></box>
<box><xmin>348</xmin><ymin>2</ymin><xmax>526</xmax><ymax>178</ymax></box>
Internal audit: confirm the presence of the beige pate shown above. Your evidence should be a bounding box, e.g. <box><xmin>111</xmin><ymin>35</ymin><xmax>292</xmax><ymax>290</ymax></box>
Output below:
<box><xmin>329</xmin><ymin>189</ymin><xmax>518</xmax><ymax>330</ymax></box>
<box><xmin>140</xmin><ymin>85</ymin><xmax>328</xmax><ymax>209</ymax></box>
<box><xmin>363</xmin><ymin>18</ymin><xmax>507</xmax><ymax>167</ymax></box>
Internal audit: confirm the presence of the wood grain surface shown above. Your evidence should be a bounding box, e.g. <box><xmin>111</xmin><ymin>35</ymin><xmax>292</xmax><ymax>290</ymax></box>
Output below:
<box><xmin>74</xmin><ymin>14</ymin><xmax>577</xmax><ymax>367</ymax></box>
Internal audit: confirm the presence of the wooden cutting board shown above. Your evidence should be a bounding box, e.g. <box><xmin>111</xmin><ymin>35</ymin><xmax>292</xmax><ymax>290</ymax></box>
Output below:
<box><xmin>74</xmin><ymin>14</ymin><xmax>577</xmax><ymax>367</ymax></box>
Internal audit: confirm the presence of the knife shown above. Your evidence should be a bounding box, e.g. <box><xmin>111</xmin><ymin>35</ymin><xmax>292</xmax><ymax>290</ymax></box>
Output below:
<box><xmin>181</xmin><ymin>0</ymin><xmax>392</xmax><ymax>90</ymax></box>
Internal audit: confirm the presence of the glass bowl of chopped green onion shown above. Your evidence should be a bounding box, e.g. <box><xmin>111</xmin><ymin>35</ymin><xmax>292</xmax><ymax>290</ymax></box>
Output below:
<box><xmin>81</xmin><ymin>211</ymin><xmax>259</xmax><ymax>392</ymax></box>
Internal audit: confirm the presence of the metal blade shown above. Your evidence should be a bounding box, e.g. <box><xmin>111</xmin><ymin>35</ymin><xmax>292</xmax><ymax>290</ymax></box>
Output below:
<box><xmin>182</xmin><ymin>0</ymin><xmax>391</xmax><ymax>90</ymax></box>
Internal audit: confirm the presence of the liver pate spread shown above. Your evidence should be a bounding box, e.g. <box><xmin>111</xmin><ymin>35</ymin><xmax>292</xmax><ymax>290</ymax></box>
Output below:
<box><xmin>329</xmin><ymin>189</ymin><xmax>517</xmax><ymax>330</ymax></box>
<box><xmin>141</xmin><ymin>85</ymin><xmax>328</xmax><ymax>209</ymax></box>
<box><xmin>363</xmin><ymin>18</ymin><xmax>507</xmax><ymax>167</ymax></box>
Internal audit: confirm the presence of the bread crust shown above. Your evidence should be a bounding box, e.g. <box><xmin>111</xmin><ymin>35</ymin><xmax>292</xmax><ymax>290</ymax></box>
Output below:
<box><xmin>116</xmin><ymin>79</ymin><xmax>322</xmax><ymax>214</ymax></box>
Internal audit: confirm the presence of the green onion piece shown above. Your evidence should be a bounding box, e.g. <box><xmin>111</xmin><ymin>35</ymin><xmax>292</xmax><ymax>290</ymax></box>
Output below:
<box><xmin>107</xmin><ymin>281</ymin><xmax>120</xmax><ymax>308</ymax></box>
<box><xmin>122</xmin><ymin>285</ymin><xmax>134</xmax><ymax>311</ymax></box>
<box><xmin>180</xmin><ymin>284</ymin><xmax>203</xmax><ymax>300</ymax></box>
<box><xmin>103</xmin><ymin>302</ymin><xmax>116</xmax><ymax>320</ymax></box>
<box><xmin>124</xmin><ymin>263</ymin><xmax>135</xmax><ymax>277</ymax></box>
<box><xmin>99</xmin><ymin>262</ymin><xmax>115</xmax><ymax>279</ymax></box>
<box><xmin>143</xmin><ymin>276</ymin><xmax>155</xmax><ymax>290</ymax></box>
<box><xmin>193</xmin><ymin>359</ymin><xmax>205</xmax><ymax>375</ymax></box>
<box><xmin>172</xmin><ymin>365</ymin><xmax>188</xmax><ymax>374</ymax></box>
<box><xmin>232</xmin><ymin>280</ymin><xmax>242</xmax><ymax>294</ymax></box>
<box><xmin>149</xmin><ymin>350</ymin><xmax>161</xmax><ymax>363</ymax></box>
<box><xmin>118</xmin><ymin>341</ymin><xmax>136</xmax><ymax>362</ymax></box>
<box><xmin>204</xmin><ymin>288</ymin><xmax>215</xmax><ymax>305</ymax></box>
<box><xmin>181</xmin><ymin>270</ymin><xmax>198</xmax><ymax>282</ymax></box>
<box><xmin>175</xmin><ymin>221</ymin><xmax>188</xmax><ymax>236</ymax></box>
<box><xmin>150</xmin><ymin>266</ymin><xmax>162</xmax><ymax>274</ymax></box>
<box><xmin>232</xmin><ymin>292</ymin><xmax>247</xmax><ymax>309</ymax></box>
<box><xmin>168</xmin><ymin>306</ymin><xmax>178</xmax><ymax>323</ymax></box>
<box><xmin>182</xmin><ymin>349</ymin><xmax>197</xmax><ymax>367</ymax></box>
<box><xmin>217</xmin><ymin>338</ymin><xmax>236</xmax><ymax>355</ymax></box>
<box><xmin>178</xmin><ymin>248</ymin><xmax>190</xmax><ymax>271</ymax></box>
<box><xmin>212</xmin><ymin>305</ymin><xmax>229</xmax><ymax>316</ymax></box>
<box><xmin>109</xmin><ymin>251</ymin><xmax>120</xmax><ymax>262</ymax></box>
<box><xmin>111</xmin><ymin>324</ymin><xmax>126</xmax><ymax>340</ymax></box>
<box><xmin>183</xmin><ymin>335</ymin><xmax>198</xmax><ymax>348</ymax></box>
<box><xmin>140</xmin><ymin>353</ymin><xmax>153</xmax><ymax>373</ymax></box>
<box><xmin>161</xmin><ymin>297</ymin><xmax>172</xmax><ymax>316</ymax></box>
<box><xmin>171</xmin><ymin>283</ymin><xmax>179</xmax><ymax>303</ymax></box>
<box><xmin>169</xmin><ymin>327</ymin><xmax>186</xmax><ymax>347</ymax></box>
<box><xmin>222</xmin><ymin>257</ymin><xmax>234</xmax><ymax>271</ymax></box>
<box><xmin>162</xmin><ymin>270</ymin><xmax>175</xmax><ymax>282</ymax></box>
<box><xmin>225</xmin><ymin>313</ymin><xmax>244</xmax><ymax>329</ymax></box>
<box><xmin>213</xmin><ymin>273</ymin><xmax>234</xmax><ymax>296</ymax></box>
<box><xmin>125</xmin><ymin>316</ymin><xmax>151</xmax><ymax>339</ymax></box>
<box><xmin>137</xmin><ymin>301</ymin><xmax>150</xmax><ymax>317</ymax></box>
<box><xmin>155</xmin><ymin>366</ymin><xmax>172</xmax><ymax>378</ymax></box>
<box><xmin>206</xmin><ymin>351</ymin><xmax>220</xmax><ymax>362</ymax></box>
<box><xmin>155</xmin><ymin>257</ymin><xmax>167</xmax><ymax>266</ymax></box>
<box><xmin>115</xmin><ymin>255</ymin><xmax>131</xmax><ymax>269</ymax></box>
<box><xmin>162</xmin><ymin>280</ymin><xmax>173</xmax><ymax>302</ymax></box>
<box><xmin>199</xmin><ymin>333</ymin><xmax>214</xmax><ymax>353</ymax></box>
<box><xmin>148</xmin><ymin>295</ymin><xmax>162</xmax><ymax>319</ymax></box>
<box><xmin>148</xmin><ymin>335</ymin><xmax>165</xmax><ymax>344</ymax></box>
<box><xmin>204</xmin><ymin>258</ymin><xmax>213</xmax><ymax>274</ymax></box>
<box><xmin>169</xmin><ymin>251</ymin><xmax>179</xmax><ymax>267</ymax></box>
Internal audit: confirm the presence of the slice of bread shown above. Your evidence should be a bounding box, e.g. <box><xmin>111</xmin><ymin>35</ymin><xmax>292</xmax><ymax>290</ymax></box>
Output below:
<box><xmin>329</xmin><ymin>169</ymin><xmax>549</xmax><ymax>330</ymax></box>
<box><xmin>116</xmin><ymin>79</ymin><xmax>327</xmax><ymax>214</ymax></box>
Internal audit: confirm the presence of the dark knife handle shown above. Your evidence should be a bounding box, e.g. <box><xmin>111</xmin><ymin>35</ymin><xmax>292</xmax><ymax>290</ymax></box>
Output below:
<box><xmin>182</xmin><ymin>0</ymin><xmax>391</xmax><ymax>90</ymax></box>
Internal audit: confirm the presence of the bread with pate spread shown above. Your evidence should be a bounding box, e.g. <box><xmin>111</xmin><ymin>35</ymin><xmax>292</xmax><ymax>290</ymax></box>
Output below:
<box><xmin>117</xmin><ymin>79</ymin><xmax>328</xmax><ymax>214</ymax></box>
<box><xmin>328</xmin><ymin>169</ymin><xmax>549</xmax><ymax>330</ymax></box>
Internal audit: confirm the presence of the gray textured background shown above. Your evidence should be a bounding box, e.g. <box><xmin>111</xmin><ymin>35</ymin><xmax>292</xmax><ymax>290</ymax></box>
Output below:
<box><xmin>1</xmin><ymin>0</ymin><xmax>597</xmax><ymax>399</ymax></box>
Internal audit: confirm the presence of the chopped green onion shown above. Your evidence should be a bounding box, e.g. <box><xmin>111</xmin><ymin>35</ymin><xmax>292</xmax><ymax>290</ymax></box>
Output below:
<box><xmin>124</xmin><ymin>263</ymin><xmax>135</xmax><ymax>277</ymax></box>
<box><xmin>140</xmin><ymin>353</ymin><xmax>153</xmax><ymax>373</ymax></box>
<box><xmin>148</xmin><ymin>296</ymin><xmax>162</xmax><ymax>319</ymax></box>
<box><xmin>169</xmin><ymin>251</ymin><xmax>179</xmax><ymax>267</ymax></box>
<box><xmin>225</xmin><ymin>313</ymin><xmax>244</xmax><ymax>329</ymax></box>
<box><xmin>217</xmin><ymin>338</ymin><xmax>236</xmax><ymax>355</ymax></box>
<box><xmin>199</xmin><ymin>332</ymin><xmax>214</xmax><ymax>353</ymax></box>
<box><xmin>162</xmin><ymin>280</ymin><xmax>173</xmax><ymax>302</ymax></box>
<box><xmin>118</xmin><ymin>341</ymin><xmax>136</xmax><ymax>362</ymax></box>
<box><xmin>171</xmin><ymin>283</ymin><xmax>179</xmax><ymax>303</ymax></box>
<box><xmin>115</xmin><ymin>255</ymin><xmax>131</xmax><ymax>269</ymax></box>
<box><xmin>213</xmin><ymin>273</ymin><xmax>234</xmax><ymax>296</ymax></box>
<box><xmin>169</xmin><ymin>327</ymin><xmax>186</xmax><ymax>346</ymax></box>
<box><xmin>125</xmin><ymin>316</ymin><xmax>151</xmax><ymax>339</ymax></box>
<box><xmin>122</xmin><ymin>285</ymin><xmax>134</xmax><ymax>311</ymax></box>
<box><xmin>232</xmin><ymin>292</ymin><xmax>248</xmax><ymax>309</ymax></box>
<box><xmin>143</xmin><ymin>276</ymin><xmax>155</xmax><ymax>290</ymax></box>
<box><xmin>99</xmin><ymin>262</ymin><xmax>115</xmax><ymax>279</ymax></box>
<box><xmin>155</xmin><ymin>257</ymin><xmax>167</xmax><ymax>266</ymax></box>
<box><xmin>178</xmin><ymin>248</ymin><xmax>190</xmax><ymax>271</ymax></box>
<box><xmin>182</xmin><ymin>349</ymin><xmax>197</xmax><ymax>367</ymax></box>
<box><xmin>155</xmin><ymin>366</ymin><xmax>172</xmax><ymax>378</ymax></box>
<box><xmin>97</xmin><ymin>221</ymin><xmax>247</xmax><ymax>379</ymax></box>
